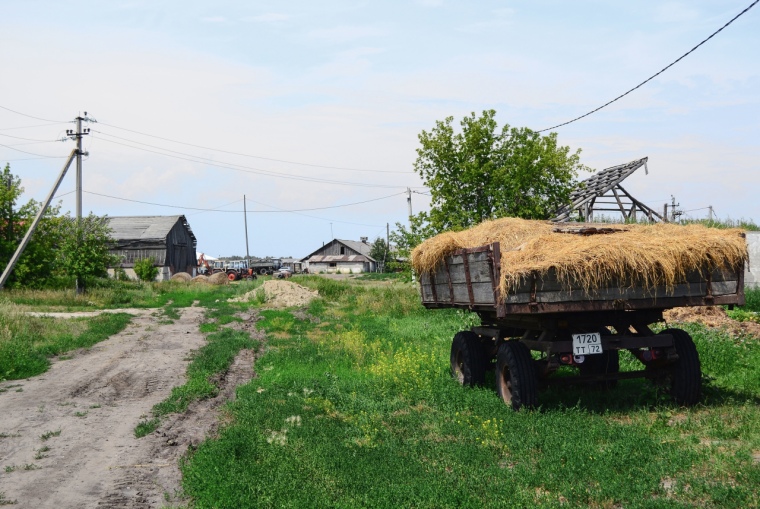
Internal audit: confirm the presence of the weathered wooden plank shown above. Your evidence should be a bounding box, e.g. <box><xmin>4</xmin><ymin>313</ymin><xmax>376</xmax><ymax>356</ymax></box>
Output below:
<box><xmin>503</xmin><ymin>280</ymin><xmax>738</xmax><ymax>304</ymax></box>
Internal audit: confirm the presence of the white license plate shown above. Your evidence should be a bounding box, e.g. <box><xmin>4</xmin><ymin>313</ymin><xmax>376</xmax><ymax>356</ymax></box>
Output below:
<box><xmin>572</xmin><ymin>333</ymin><xmax>602</xmax><ymax>355</ymax></box>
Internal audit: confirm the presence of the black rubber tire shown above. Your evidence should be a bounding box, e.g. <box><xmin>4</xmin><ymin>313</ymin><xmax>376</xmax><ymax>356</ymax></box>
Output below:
<box><xmin>660</xmin><ymin>328</ymin><xmax>701</xmax><ymax>406</ymax></box>
<box><xmin>579</xmin><ymin>349</ymin><xmax>620</xmax><ymax>389</ymax></box>
<box><xmin>450</xmin><ymin>331</ymin><xmax>487</xmax><ymax>387</ymax></box>
<box><xmin>259</xmin><ymin>268</ymin><xmax>268</xmax><ymax>275</ymax></box>
<box><xmin>227</xmin><ymin>272</ymin><xmax>238</xmax><ymax>281</ymax></box>
<box><xmin>495</xmin><ymin>341</ymin><xmax>538</xmax><ymax>410</ymax></box>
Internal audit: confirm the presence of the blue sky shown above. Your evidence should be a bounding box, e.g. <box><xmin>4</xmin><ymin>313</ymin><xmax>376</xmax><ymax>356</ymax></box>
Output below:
<box><xmin>1</xmin><ymin>1</ymin><xmax>758</xmax><ymax>258</ymax></box>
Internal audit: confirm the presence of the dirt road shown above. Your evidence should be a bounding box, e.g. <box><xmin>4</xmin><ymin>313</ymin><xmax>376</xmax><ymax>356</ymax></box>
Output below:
<box><xmin>0</xmin><ymin>304</ymin><xmax>255</xmax><ymax>508</ymax></box>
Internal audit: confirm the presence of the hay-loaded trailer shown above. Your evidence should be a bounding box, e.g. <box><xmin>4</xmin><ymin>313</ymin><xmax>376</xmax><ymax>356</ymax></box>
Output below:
<box><xmin>418</xmin><ymin>234</ymin><xmax>745</xmax><ymax>410</ymax></box>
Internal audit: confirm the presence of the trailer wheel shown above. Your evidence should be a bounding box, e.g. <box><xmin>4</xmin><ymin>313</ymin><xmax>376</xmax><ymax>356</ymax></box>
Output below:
<box><xmin>259</xmin><ymin>268</ymin><xmax>268</xmax><ymax>275</ymax></box>
<box><xmin>495</xmin><ymin>341</ymin><xmax>538</xmax><ymax>410</ymax></box>
<box><xmin>450</xmin><ymin>331</ymin><xmax>487</xmax><ymax>387</ymax></box>
<box><xmin>579</xmin><ymin>350</ymin><xmax>619</xmax><ymax>389</ymax></box>
<box><xmin>660</xmin><ymin>328</ymin><xmax>701</xmax><ymax>406</ymax></box>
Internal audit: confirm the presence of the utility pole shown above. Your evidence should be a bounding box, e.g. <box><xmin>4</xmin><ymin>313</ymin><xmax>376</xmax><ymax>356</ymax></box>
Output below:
<box><xmin>66</xmin><ymin>114</ymin><xmax>92</xmax><ymax>294</ymax></box>
<box><xmin>406</xmin><ymin>187</ymin><xmax>413</xmax><ymax>224</ymax></box>
<box><xmin>670</xmin><ymin>195</ymin><xmax>680</xmax><ymax>223</ymax></box>
<box><xmin>243</xmin><ymin>195</ymin><xmax>250</xmax><ymax>263</ymax></box>
<box><xmin>0</xmin><ymin>150</ymin><xmax>78</xmax><ymax>289</ymax></box>
<box><xmin>708</xmin><ymin>205</ymin><xmax>714</xmax><ymax>222</ymax></box>
<box><xmin>384</xmin><ymin>222</ymin><xmax>389</xmax><ymax>273</ymax></box>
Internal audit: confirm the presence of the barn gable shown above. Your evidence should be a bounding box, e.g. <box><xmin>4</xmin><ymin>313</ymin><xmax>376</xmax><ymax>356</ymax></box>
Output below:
<box><xmin>106</xmin><ymin>215</ymin><xmax>198</xmax><ymax>279</ymax></box>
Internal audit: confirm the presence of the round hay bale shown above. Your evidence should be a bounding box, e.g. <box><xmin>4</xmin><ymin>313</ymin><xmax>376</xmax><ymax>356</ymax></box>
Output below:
<box><xmin>191</xmin><ymin>275</ymin><xmax>210</xmax><ymax>283</ymax></box>
<box><xmin>171</xmin><ymin>272</ymin><xmax>192</xmax><ymax>282</ymax></box>
<box><xmin>207</xmin><ymin>272</ymin><xmax>230</xmax><ymax>285</ymax></box>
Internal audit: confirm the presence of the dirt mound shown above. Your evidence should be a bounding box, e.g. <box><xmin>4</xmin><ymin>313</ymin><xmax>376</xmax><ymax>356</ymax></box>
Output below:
<box><xmin>207</xmin><ymin>272</ymin><xmax>230</xmax><ymax>285</ymax></box>
<box><xmin>664</xmin><ymin>306</ymin><xmax>760</xmax><ymax>337</ymax></box>
<box><xmin>171</xmin><ymin>272</ymin><xmax>192</xmax><ymax>282</ymax></box>
<box><xmin>230</xmin><ymin>280</ymin><xmax>318</xmax><ymax>308</ymax></box>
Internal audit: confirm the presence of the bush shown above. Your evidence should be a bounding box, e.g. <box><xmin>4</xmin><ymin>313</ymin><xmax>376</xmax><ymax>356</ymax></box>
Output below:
<box><xmin>113</xmin><ymin>267</ymin><xmax>131</xmax><ymax>282</ymax></box>
<box><xmin>134</xmin><ymin>258</ymin><xmax>158</xmax><ymax>282</ymax></box>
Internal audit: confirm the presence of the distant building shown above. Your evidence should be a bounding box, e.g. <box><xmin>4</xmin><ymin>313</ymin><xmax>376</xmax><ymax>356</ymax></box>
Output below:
<box><xmin>106</xmin><ymin>215</ymin><xmax>198</xmax><ymax>281</ymax></box>
<box><xmin>301</xmin><ymin>238</ymin><xmax>377</xmax><ymax>274</ymax></box>
<box><xmin>746</xmin><ymin>231</ymin><xmax>759</xmax><ymax>289</ymax></box>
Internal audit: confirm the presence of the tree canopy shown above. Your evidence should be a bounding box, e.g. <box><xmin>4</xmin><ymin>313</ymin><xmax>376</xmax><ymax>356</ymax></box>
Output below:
<box><xmin>414</xmin><ymin>109</ymin><xmax>589</xmax><ymax>231</ymax></box>
<box><xmin>0</xmin><ymin>164</ymin><xmax>115</xmax><ymax>289</ymax></box>
<box><xmin>390</xmin><ymin>110</ymin><xmax>589</xmax><ymax>264</ymax></box>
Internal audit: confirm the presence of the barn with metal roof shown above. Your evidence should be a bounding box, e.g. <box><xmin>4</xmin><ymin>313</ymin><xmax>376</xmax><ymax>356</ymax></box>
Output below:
<box><xmin>106</xmin><ymin>215</ymin><xmax>198</xmax><ymax>280</ymax></box>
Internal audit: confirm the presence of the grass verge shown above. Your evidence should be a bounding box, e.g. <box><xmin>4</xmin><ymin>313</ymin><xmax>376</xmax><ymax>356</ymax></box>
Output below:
<box><xmin>180</xmin><ymin>278</ymin><xmax>760</xmax><ymax>509</ymax></box>
<box><xmin>0</xmin><ymin>304</ymin><xmax>132</xmax><ymax>380</ymax></box>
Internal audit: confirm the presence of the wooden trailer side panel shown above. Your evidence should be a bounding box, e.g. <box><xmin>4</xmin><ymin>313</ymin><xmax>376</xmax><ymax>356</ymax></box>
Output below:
<box><xmin>420</xmin><ymin>242</ymin><xmax>743</xmax><ymax>314</ymax></box>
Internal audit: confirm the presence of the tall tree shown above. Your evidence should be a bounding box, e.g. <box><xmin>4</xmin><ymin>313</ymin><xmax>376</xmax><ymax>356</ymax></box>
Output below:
<box><xmin>0</xmin><ymin>164</ymin><xmax>63</xmax><ymax>288</ymax></box>
<box><xmin>55</xmin><ymin>213</ymin><xmax>117</xmax><ymax>288</ymax></box>
<box><xmin>369</xmin><ymin>237</ymin><xmax>389</xmax><ymax>272</ymax></box>
<box><xmin>414</xmin><ymin>110</ymin><xmax>589</xmax><ymax>231</ymax></box>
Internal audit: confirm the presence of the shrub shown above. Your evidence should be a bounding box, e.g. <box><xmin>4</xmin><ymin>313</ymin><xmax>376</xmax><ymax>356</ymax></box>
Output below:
<box><xmin>113</xmin><ymin>267</ymin><xmax>131</xmax><ymax>282</ymax></box>
<box><xmin>134</xmin><ymin>258</ymin><xmax>158</xmax><ymax>282</ymax></box>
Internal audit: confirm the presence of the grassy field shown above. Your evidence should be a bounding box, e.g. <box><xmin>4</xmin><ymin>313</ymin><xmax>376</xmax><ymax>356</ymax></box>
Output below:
<box><xmin>179</xmin><ymin>278</ymin><xmax>760</xmax><ymax>509</ymax></box>
<box><xmin>2</xmin><ymin>279</ymin><xmax>758</xmax><ymax>507</ymax></box>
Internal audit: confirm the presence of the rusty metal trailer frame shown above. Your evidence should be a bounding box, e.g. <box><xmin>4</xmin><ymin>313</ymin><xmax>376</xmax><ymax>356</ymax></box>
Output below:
<box><xmin>419</xmin><ymin>241</ymin><xmax>746</xmax><ymax>409</ymax></box>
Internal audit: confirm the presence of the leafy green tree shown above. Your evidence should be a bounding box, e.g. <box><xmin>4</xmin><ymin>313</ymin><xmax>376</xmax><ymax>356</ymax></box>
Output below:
<box><xmin>0</xmin><ymin>164</ymin><xmax>63</xmax><ymax>288</ymax></box>
<box><xmin>369</xmin><ymin>237</ymin><xmax>390</xmax><ymax>272</ymax></box>
<box><xmin>55</xmin><ymin>213</ymin><xmax>118</xmax><ymax>289</ymax></box>
<box><xmin>414</xmin><ymin>110</ymin><xmax>589</xmax><ymax>232</ymax></box>
<box><xmin>133</xmin><ymin>257</ymin><xmax>158</xmax><ymax>282</ymax></box>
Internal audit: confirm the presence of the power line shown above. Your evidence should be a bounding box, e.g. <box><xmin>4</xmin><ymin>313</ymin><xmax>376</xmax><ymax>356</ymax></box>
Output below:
<box><xmin>91</xmin><ymin>133</ymin><xmax>410</xmax><ymax>189</ymax></box>
<box><xmin>0</xmin><ymin>122</ymin><xmax>68</xmax><ymax>131</ymax></box>
<box><xmin>0</xmin><ymin>104</ymin><xmax>69</xmax><ymax>124</ymax></box>
<box><xmin>0</xmin><ymin>142</ymin><xmax>63</xmax><ymax>158</ymax></box>
<box><xmin>96</xmin><ymin>121</ymin><xmax>410</xmax><ymax>174</ymax></box>
<box><xmin>83</xmin><ymin>189</ymin><xmax>404</xmax><ymax>213</ymax></box>
<box><xmin>0</xmin><ymin>133</ymin><xmax>63</xmax><ymax>143</ymax></box>
<box><xmin>537</xmin><ymin>0</ymin><xmax>759</xmax><ymax>132</ymax></box>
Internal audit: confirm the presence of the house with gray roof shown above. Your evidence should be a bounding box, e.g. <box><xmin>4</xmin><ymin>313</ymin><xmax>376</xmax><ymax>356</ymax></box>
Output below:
<box><xmin>301</xmin><ymin>237</ymin><xmax>376</xmax><ymax>274</ymax></box>
<box><xmin>106</xmin><ymin>215</ymin><xmax>197</xmax><ymax>281</ymax></box>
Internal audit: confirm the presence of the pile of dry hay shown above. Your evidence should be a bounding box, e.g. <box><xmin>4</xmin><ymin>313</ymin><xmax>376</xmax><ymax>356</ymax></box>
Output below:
<box><xmin>411</xmin><ymin>217</ymin><xmax>748</xmax><ymax>297</ymax></box>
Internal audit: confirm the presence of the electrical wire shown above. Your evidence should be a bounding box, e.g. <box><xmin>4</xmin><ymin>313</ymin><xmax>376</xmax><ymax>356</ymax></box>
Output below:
<box><xmin>537</xmin><ymin>0</ymin><xmax>760</xmax><ymax>132</ymax></box>
<box><xmin>96</xmin><ymin>121</ymin><xmax>410</xmax><ymax>174</ymax></box>
<box><xmin>0</xmin><ymin>142</ymin><xmax>64</xmax><ymax>158</ymax></box>
<box><xmin>91</xmin><ymin>134</ymin><xmax>411</xmax><ymax>189</ymax></box>
<box><xmin>83</xmin><ymin>190</ymin><xmax>404</xmax><ymax>213</ymax></box>
<box><xmin>0</xmin><ymin>122</ymin><xmax>68</xmax><ymax>131</ymax></box>
<box><xmin>0</xmin><ymin>132</ymin><xmax>63</xmax><ymax>143</ymax></box>
<box><xmin>0</xmin><ymin>105</ymin><xmax>69</xmax><ymax>124</ymax></box>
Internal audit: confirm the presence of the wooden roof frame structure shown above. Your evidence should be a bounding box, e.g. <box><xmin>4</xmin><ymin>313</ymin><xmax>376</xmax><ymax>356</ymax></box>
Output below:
<box><xmin>553</xmin><ymin>157</ymin><xmax>665</xmax><ymax>223</ymax></box>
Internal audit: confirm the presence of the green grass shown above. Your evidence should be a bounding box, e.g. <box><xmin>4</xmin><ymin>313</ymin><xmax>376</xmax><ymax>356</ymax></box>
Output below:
<box><xmin>134</xmin><ymin>286</ymin><xmax>263</xmax><ymax>436</ymax></box>
<box><xmin>134</xmin><ymin>417</ymin><xmax>161</xmax><ymax>438</ymax></box>
<box><xmin>0</xmin><ymin>305</ymin><xmax>132</xmax><ymax>380</ymax></box>
<box><xmin>179</xmin><ymin>279</ymin><xmax>760</xmax><ymax>509</ymax></box>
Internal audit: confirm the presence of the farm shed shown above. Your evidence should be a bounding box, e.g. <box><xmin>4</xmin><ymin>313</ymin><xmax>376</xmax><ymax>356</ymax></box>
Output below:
<box><xmin>301</xmin><ymin>238</ymin><xmax>377</xmax><ymax>274</ymax></box>
<box><xmin>106</xmin><ymin>215</ymin><xmax>198</xmax><ymax>281</ymax></box>
<box><xmin>746</xmin><ymin>231</ymin><xmax>759</xmax><ymax>289</ymax></box>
